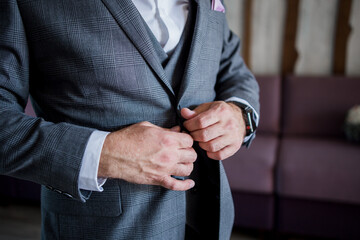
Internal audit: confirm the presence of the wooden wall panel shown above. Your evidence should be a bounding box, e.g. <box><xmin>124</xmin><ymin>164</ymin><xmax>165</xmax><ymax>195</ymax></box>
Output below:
<box><xmin>346</xmin><ymin>0</ymin><xmax>360</xmax><ymax>76</ymax></box>
<box><xmin>295</xmin><ymin>0</ymin><xmax>338</xmax><ymax>75</ymax></box>
<box><xmin>333</xmin><ymin>0</ymin><xmax>352</xmax><ymax>75</ymax></box>
<box><xmin>250</xmin><ymin>0</ymin><xmax>286</xmax><ymax>75</ymax></box>
<box><xmin>281</xmin><ymin>0</ymin><xmax>300</xmax><ymax>75</ymax></box>
<box><xmin>243</xmin><ymin>0</ymin><xmax>253</xmax><ymax>69</ymax></box>
<box><xmin>223</xmin><ymin>0</ymin><xmax>359</xmax><ymax>77</ymax></box>
<box><xmin>224</xmin><ymin>0</ymin><xmax>245</xmax><ymax>42</ymax></box>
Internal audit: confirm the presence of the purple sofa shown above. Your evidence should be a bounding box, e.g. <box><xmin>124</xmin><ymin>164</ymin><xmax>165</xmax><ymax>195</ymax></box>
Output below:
<box><xmin>223</xmin><ymin>76</ymin><xmax>360</xmax><ymax>239</ymax></box>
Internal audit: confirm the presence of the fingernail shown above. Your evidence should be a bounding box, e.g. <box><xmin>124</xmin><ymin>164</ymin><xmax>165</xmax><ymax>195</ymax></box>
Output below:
<box><xmin>187</xmin><ymin>108</ymin><xmax>196</xmax><ymax>114</ymax></box>
<box><xmin>189</xmin><ymin>181</ymin><xmax>195</xmax><ymax>188</ymax></box>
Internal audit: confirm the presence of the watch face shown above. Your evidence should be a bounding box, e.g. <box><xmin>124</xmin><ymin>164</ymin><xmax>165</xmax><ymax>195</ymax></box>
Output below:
<box><xmin>244</xmin><ymin>112</ymin><xmax>254</xmax><ymax>135</ymax></box>
<box><xmin>242</xmin><ymin>106</ymin><xmax>256</xmax><ymax>135</ymax></box>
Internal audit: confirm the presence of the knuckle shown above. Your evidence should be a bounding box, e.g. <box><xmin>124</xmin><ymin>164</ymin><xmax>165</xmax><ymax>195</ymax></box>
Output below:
<box><xmin>184</xmin><ymin>134</ymin><xmax>194</xmax><ymax>147</ymax></box>
<box><xmin>228</xmin><ymin>117</ymin><xmax>236</xmax><ymax>126</ymax></box>
<box><xmin>217</xmin><ymin>102</ymin><xmax>228</xmax><ymax>112</ymax></box>
<box><xmin>209</xmin><ymin>150</ymin><xmax>225</xmax><ymax>160</ymax></box>
<box><xmin>217</xmin><ymin>152</ymin><xmax>226</xmax><ymax>160</ymax></box>
<box><xmin>225</xmin><ymin>119</ymin><xmax>237</xmax><ymax>131</ymax></box>
<box><xmin>199</xmin><ymin>130</ymin><xmax>209</xmax><ymax>142</ymax></box>
<box><xmin>219</xmin><ymin>101</ymin><xmax>228</xmax><ymax>108</ymax></box>
<box><xmin>160</xmin><ymin>135</ymin><xmax>174</xmax><ymax>147</ymax></box>
<box><xmin>207</xmin><ymin>151</ymin><xmax>219</xmax><ymax>160</ymax></box>
<box><xmin>199</xmin><ymin>142</ymin><xmax>209</xmax><ymax>152</ymax></box>
<box><xmin>186</xmin><ymin>164</ymin><xmax>194</xmax><ymax>176</ymax></box>
<box><xmin>197</xmin><ymin>119</ymin><xmax>205</xmax><ymax>129</ymax></box>
<box><xmin>198</xmin><ymin>116</ymin><xmax>209</xmax><ymax>129</ymax></box>
<box><xmin>159</xmin><ymin>179</ymin><xmax>168</xmax><ymax>189</ymax></box>
<box><xmin>191</xmin><ymin>150</ymin><xmax>198</xmax><ymax>162</ymax></box>
<box><xmin>159</xmin><ymin>152</ymin><xmax>172</xmax><ymax>164</ymax></box>
<box><xmin>209</xmin><ymin>142</ymin><xmax>218</xmax><ymax>152</ymax></box>
<box><xmin>147</xmin><ymin>174</ymin><xmax>161</xmax><ymax>184</ymax></box>
<box><xmin>184</xmin><ymin>149</ymin><xmax>197</xmax><ymax>162</ymax></box>
<box><xmin>166</xmin><ymin>181</ymin><xmax>177</xmax><ymax>190</ymax></box>
<box><xmin>159</xmin><ymin>175</ymin><xmax>168</xmax><ymax>185</ymax></box>
<box><xmin>139</xmin><ymin>121</ymin><xmax>151</xmax><ymax>126</ymax></box>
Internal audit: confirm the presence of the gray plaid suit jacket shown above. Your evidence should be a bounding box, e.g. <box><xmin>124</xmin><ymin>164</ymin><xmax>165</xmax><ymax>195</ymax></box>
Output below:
<box><xmin>0</xmin><ymin>0</ymin><xmax>259</xmax><ymax>239</ymax></box>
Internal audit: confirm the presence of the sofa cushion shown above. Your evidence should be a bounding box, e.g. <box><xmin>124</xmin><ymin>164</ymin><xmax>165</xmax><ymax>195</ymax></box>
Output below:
<box><xmin>232</xmin><ymin>192</ymin><xmax>275</xmax><ymax>230</ymax></box>
<box><xmin>223</xmin><ymin>134</ymin><xmax>278</xmax><ymax>194</ymax></box>
<box><xmin>0</xmin><ymin>175</ymin><xmax>41</xmax><ymax>202</ymax></box>
<box><xmin>256</xmin><ymin>76</ymin><xmax>282</xmax><ymax>134</ymax></box>
<box><xmin>282</xmin><ymin>76</ymin><xmax>360</xmax><ymax>138</ymax></box>
<box><xmin>277</xmin><ymin>197</ymin><xmax>360</xmax><ymax>239</ymax></box>
<box><xmin>277</xmin><ymin>137</ymin><xmax>360</xmax><ymax>205</ymax></box>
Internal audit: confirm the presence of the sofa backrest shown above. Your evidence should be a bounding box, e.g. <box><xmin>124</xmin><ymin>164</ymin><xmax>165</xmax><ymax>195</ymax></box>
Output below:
<box><xmin>282</xmin><ymin>76</ymin><xmax>360</xmax><ymax>138</ymax></box>
<box><xmin>256</xmin><ymin>76</ymin><xmax>282</xmax><ymax>135</ymax></box>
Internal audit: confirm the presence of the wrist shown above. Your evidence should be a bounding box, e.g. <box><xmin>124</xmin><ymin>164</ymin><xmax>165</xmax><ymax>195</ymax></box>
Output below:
<box><xmin>227</xmin><ymin>102</ymin><xmax>247</xmax><ymax>138</ymax></box>
<box><xmin>98</xmin><ymin>132</ymin><xmax>119</xmax><ymax>179</ymax></box>
<box><xmin>227</xmin><ymin>101</ymin><xmax>257</xmax><ymax>136</ymax></box>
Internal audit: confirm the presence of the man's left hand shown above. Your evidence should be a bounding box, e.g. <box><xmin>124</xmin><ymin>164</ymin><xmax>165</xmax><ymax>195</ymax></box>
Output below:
<box><xmin>181</xmin><ymin>101</ymin><xmax>246</xmax><ymax>160</ymax></box>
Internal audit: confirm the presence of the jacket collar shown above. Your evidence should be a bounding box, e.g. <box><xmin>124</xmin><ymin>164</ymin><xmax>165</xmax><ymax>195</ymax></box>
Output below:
<box><xmin>101</xmin><ymin>0</ymin><xmax>210</xmax><ymax>100</ymax></box>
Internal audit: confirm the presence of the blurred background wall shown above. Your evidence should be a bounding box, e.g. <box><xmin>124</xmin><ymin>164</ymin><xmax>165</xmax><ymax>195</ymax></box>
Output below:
<box><xmin>224</xmin><ymin>0</ymin><xmax>360</xmax><ymax>76</ymax></box>
<box><xmin>222</xmin><ymin>2</ymin><xmax>360</xmax><ymax>238</ymax></box>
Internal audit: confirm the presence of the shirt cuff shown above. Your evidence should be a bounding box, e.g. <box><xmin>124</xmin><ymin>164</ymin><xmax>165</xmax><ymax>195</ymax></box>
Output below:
<box><xmin>79</xmin><ymin>130</ymin><xmax>110</xmax><ymax>192</ymax></box>
<box><xmin>225</xmin><ymin>97</ymin><xmax>259</xmax><ymax>143</ymax></box>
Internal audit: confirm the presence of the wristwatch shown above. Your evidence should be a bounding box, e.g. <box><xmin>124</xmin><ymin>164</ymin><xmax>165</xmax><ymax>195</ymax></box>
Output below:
<box><xmin>228</xmin><ymin>101</ymin><xmax>257</xmax><ymax>136</ymax></box>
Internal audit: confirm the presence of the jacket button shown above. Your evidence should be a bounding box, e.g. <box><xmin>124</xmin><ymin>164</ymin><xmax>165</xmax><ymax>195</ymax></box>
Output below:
<box><xmin>54</xmin><ymin>189</ymin><xmax>62</xmax><ymax>194</ymax></box>
<box><xmin>63</xmin><ymin>192</ymin><xmax>74</xmax><ymax>198</ymax></box>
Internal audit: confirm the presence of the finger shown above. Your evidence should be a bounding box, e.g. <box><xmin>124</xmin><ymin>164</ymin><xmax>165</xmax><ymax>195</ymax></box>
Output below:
<box><xmin>170</xmin><ymin>126</ymin><xmax>181</xmax><ymax>132</ymax></box>
<box><xmin>170</xmin><ymin>131</ymin><xmax>194</xmax><ymax>149</ymax></box>
<box><xmin>190</xmin><ymin>122</ymin><xmax>223</xmax><ymax>142</ymax></box>
<box><xmin>160</xmin><ymin>176</ymin><xmax>195</xmax><ymax>191</ymax></box>
<box><xmin>198</xmin><ymin>136</ymin><xmax>229</xmax><ymax>153</ymax></box>
<box><xmin>180</xmin><ymin>108</ymin><xmax>197</xmax><ymax>120</ymax></box>
<box><xmin>183</xmin><ymin>110</ymin><xmax>219</xmax><ymax>132</ymax></box>
<box><xmin>171</xmin><ymin>163</ymin><xmax>194</xmax><ymax>177</ymax></box>
<box><xmin>178</xmin><ymin>148</ymin><xmax>197</xmax><ymax>163</ymax></box>
<box><xmin>207</xmin><ymin>145</ymin><xmax>239</xmax><ymax>161</ymax></box>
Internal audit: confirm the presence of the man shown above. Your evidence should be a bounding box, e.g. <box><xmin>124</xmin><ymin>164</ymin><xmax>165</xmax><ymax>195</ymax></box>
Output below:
<box><xmin>0</xmin><ymin>0</ymin><xmax>259</xmax><ymax>239</ymax></box>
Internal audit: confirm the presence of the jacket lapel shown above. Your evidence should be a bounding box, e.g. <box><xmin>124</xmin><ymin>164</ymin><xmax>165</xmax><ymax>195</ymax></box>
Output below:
<box><xmin>101</xmin><ymin>0</ymin><xmax>175</xmax><ymax>96</ymax></box>
<box><xmin>177</xmin><ymin>0</ymin><xmax>209</xmax><ymax>104</ymax></box>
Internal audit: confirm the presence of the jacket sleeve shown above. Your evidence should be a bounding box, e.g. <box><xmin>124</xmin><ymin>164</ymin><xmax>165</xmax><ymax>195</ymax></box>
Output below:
<box><xmin>215</xmin><ymin>14</ymin><xmax>260</xmax><ymax>116</ymax></box>
<box><xmin>0</xmin><ymin>0</ymin><xmax>94</xmax><ymax>202</ymax></box>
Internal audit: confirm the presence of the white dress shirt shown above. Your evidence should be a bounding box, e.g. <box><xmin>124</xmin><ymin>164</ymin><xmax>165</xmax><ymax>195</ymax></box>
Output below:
<box><xmin>78</xmin><ymin>0</ymin><xmax>259</xmax><ymax>192</ymax></box>
<box><xmin>132</xmin><ymin>0</ymin><xmax>189</xmax><ymax>53</ymax></box>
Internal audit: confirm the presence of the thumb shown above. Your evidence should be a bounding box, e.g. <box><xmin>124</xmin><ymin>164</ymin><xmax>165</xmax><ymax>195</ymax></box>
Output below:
<box><xmin>161</xmin><ymin>175</ymin><xmax>195</xmax><ymax>191</ymax></box>
<box><xmin>181</xmin><ymin>108</ymin><xmax>197</xmax><ymax>120</ymax></box>
<box><xmin>170</xmin><ymin>126</ymin><xmax>181</xmax><ymax>132</ymax></box>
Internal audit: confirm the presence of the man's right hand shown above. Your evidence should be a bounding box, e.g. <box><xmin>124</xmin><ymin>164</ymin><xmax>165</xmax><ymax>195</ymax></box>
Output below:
<box><xmin>98</xmin><ymin>121</ymin><xmax>197</xmax><ymax>191</ymax></box>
